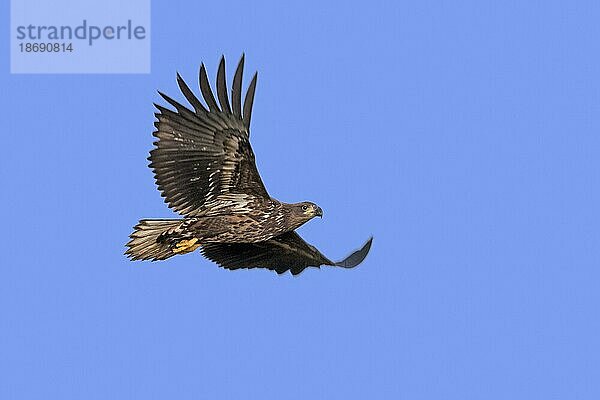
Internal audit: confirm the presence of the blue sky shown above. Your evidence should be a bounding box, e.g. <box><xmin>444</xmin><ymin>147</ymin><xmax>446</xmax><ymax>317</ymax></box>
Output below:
<box><xmin>2</xmin><ymin>1</ymin><xmax>600</xmax><ymax>399</ymax></box>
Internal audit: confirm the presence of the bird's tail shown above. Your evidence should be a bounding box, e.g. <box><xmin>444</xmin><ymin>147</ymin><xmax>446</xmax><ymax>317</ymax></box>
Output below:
<box><xmin>125</xmin><ymin>219</ymin><xmax>185</xmax><ymax>261</ymax></box>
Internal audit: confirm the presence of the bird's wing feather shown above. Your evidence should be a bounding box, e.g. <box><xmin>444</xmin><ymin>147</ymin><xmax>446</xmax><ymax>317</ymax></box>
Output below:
<box><xmin>200</xmin><ymin>232</ymin><xmax>373</xmax><ymax>275</ymax></box>
<box><xmin>149</xmin><ymin>55</ymin><xmax>268</xmax><ymax>216</ymax></box>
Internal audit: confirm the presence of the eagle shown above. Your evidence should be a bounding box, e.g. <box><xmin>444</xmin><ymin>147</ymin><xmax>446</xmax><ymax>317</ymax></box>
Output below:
<box><xmin>125</xmin><ymin>55</ymin><xmax>373</xmax><ymax>275</ymax></box>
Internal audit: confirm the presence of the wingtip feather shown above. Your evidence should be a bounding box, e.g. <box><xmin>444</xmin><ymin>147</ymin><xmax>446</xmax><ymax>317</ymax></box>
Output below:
<box><xmin>199</xmin><ymin>62</ymin><xmax>220</xmax><ymax>112</ymax></box>
<box><xmin>334</xmin><ymin>236</ymin><xmax>373</xmax><ymax>268</ymax></box>
<box><xmin>232</xmin><ymin>54</ymin><xmax>245</xmax><ymax>118</ymax></box>
<box><xmin>216</xmin><ymin>55</ymin><xmax>232</xmax><ymax>114</ymax></box>
<box><xmin>242</xmin><ymin>71</ymin><xmax>258</xmax><ymax>128</ymax></box>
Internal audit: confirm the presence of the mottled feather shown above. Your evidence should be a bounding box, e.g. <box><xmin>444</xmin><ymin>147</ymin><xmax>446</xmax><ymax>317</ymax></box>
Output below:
<box><xmin>149</xmin><ymin>58</ymin><xmax>268</xmax><ymax>216</ymax></box>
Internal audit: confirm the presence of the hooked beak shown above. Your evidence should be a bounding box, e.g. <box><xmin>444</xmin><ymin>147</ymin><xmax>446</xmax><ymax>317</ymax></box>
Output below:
<box><xmin>315</xmin><ymin>206</ymin><xmax>323</xmax><ymax>218</ymax></box>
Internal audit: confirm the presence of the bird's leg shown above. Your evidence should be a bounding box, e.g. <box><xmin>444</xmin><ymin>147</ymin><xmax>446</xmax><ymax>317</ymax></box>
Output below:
<box><xmin>172</xmin><ymin>238</ymin><xmax>201</xmax><ymax>254</ymax></box>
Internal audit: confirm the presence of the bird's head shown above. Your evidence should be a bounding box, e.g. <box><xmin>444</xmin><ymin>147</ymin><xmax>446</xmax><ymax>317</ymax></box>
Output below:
<box><xmin>291</xmin><ymin>201</ymin><xmax>323</xmax><ymax>223</ymax></box>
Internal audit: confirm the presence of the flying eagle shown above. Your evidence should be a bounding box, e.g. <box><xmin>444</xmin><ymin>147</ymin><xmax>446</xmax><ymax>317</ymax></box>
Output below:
<box><xmin>125</xmin><ymin>56</ymin><xmax>373</xmax><ymax>275</ymax></box>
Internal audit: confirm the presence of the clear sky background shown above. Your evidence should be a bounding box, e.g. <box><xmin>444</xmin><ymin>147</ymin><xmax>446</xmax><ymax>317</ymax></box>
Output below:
<box><xmin>2</xmin><ymin>1</ymin><xmax>600</xmax><ymax>399</ymax></box>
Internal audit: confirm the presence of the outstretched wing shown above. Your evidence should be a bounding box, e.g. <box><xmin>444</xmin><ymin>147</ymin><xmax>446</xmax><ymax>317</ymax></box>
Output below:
<box><xmin>200</xmin><ymin>232</ymin><xmax>373</xmax><ymax>275</ymax></box>
<box><xmin>149</xmin><ymin>55</ymin><xmax>268</xmax><ymax>216</ymax></box>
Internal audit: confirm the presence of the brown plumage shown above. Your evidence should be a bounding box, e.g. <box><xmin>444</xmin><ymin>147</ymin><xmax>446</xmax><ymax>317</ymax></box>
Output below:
<box><xmin>125</xmin><ymin>55</ymin><xmax>372</xmax><ymax>275</ymax></box>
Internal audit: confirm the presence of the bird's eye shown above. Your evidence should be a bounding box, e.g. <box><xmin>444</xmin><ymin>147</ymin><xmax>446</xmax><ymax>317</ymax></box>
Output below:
<box><xmin>302</xmin><ymin>205</ymin><xmax>308</xmax><ymax>211</ymax></box>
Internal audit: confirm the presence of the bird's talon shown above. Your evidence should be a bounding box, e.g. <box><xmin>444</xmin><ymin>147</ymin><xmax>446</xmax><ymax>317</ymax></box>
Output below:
<box><xmin>172</xmin><ymin>238</ymin><xmax>201</xmax><ymax>254</ymax></box>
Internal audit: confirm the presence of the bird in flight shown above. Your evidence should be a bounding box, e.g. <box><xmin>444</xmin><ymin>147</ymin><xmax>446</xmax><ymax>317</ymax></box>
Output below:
<box><xmin>125</xmin><ymin>55</ymin><xmax>373</xmax><ymax>275</ymax></box>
